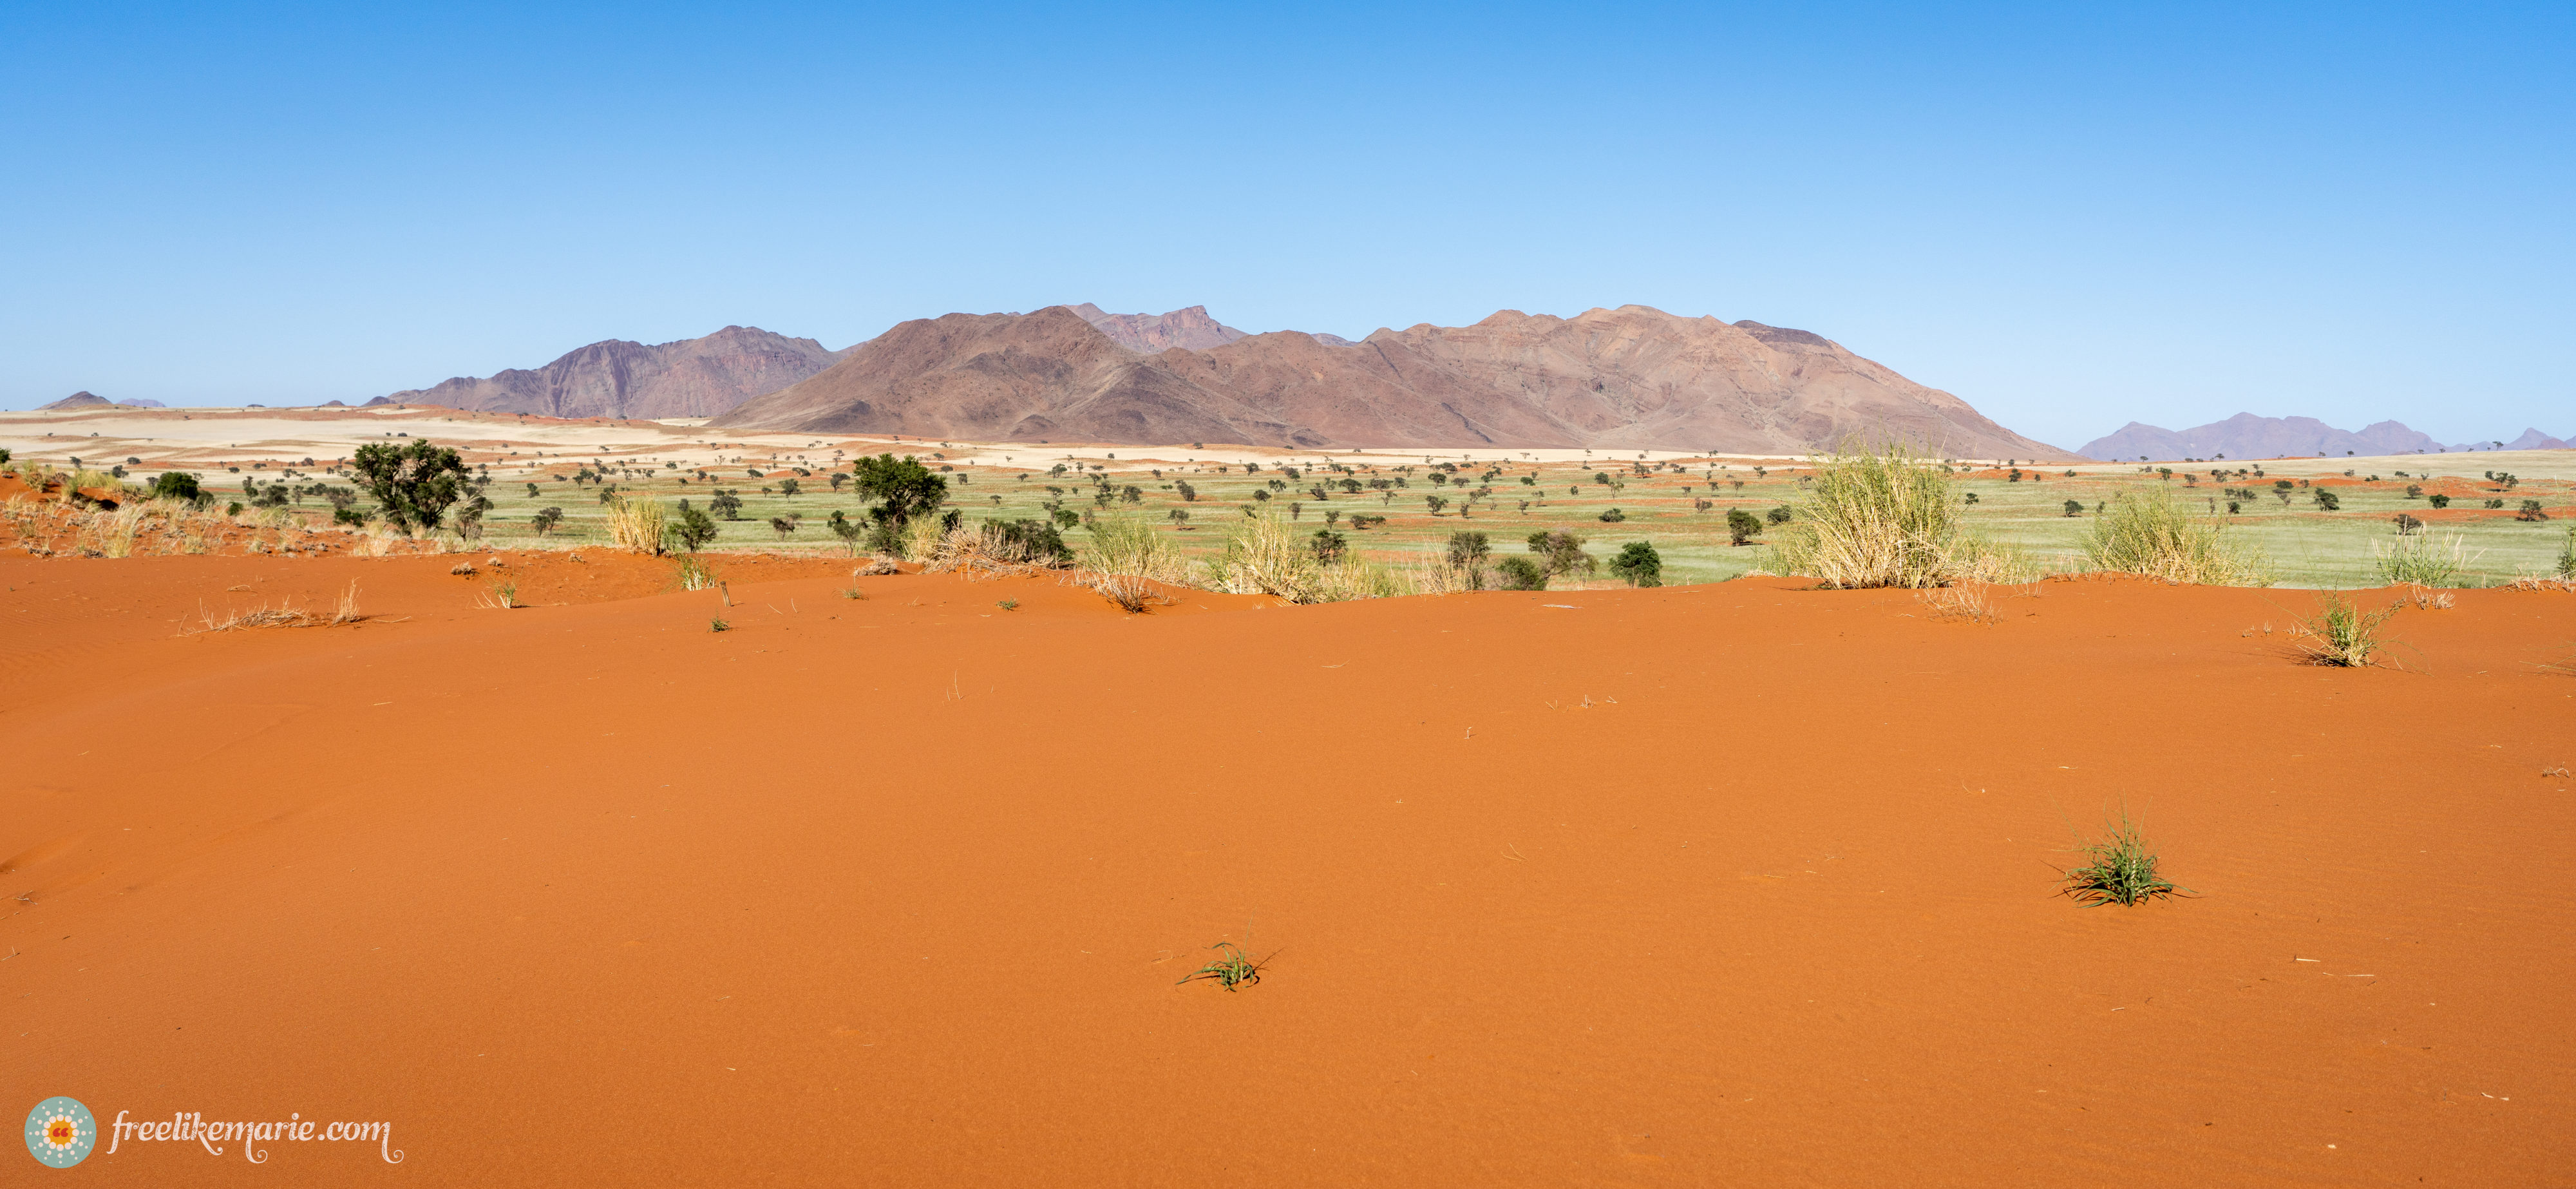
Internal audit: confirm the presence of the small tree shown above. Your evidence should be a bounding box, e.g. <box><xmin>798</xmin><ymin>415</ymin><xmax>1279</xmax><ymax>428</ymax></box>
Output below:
<box><xmin>2063</xmin><ymin>499</ymin><xmax>2083</xmax><ymax>517</ymax></box>
<box><xmin>1765</xmin><ymin>505</ymin><xmax>1792</xmax><ymax>525</ymax></box>
<box><xmin>150</xmin><ymin>471</ymin><xmax>201</xmax><ymax>501</ymax></box>
<box><xmin>1598</xmin><ymin>507</ymin><xmax>1625</xmax><ymax>522</ymax></box>
<box><xmin>1446</xmin><ymin>531</ymin><xmax>1489</xmax><ymax>566</ymax></box>
<box><xmin>2428</xmin><ymin>493</ymin><xmax>2450</xmax><ymax>509</ymax></box>
<box><xmin>2314</xmin><ymin>489</ymin><xmax>2341</xmax><ymax>511</ymax></box>
<box><xmin>851</xmin><ymin>453</ymin><xmax>949</xmax><ymax>528</ymax></box>
<box><xmin>350</xmin><ymin>439</ymin><xmax>467</xmax><ymax>535</ymax></box>
<box><xmin>1310</xmin><ymin>528</ymin><xmax>1348</xmax><ymax>563</ymax></box>
<box><xmin>532</xmin><ymin>506</ymin><xmax>565</xmax><ymax>535</ymax></box>
<box><xmin>1726</xmin><ymin>508</ymin><xmax>1763</xmax><ymax>545</ymax></box>
<box><xmin>1425</xmin><ymin>494</ymin><xmax>1449</xmax><ymax>515</ymax></box>
<box><xmin>1526</xmin><ymin>530</ymin><xmax>1593</xmax><ymax>576</ymax></box>
<box><xmin>665</xmin><ymin>504</ymin><xmax>719</xmax><ymax>552</ymax></box>
<box><xmin>1607</xmin><ymin>541</ymin><xmax>1662</xmax><ymax>587</ymax></box>
<box><xmin>770</xmin><ymin>515</ymin><xmax>798</xmax><ymax>540</ymax></box>
<box><xmin>1493</xmin><ymin>555</ymin><xmax>1547</xmax><ymax>590</ymax></box>
<box><xmin>709</xmin><ymin>490</ymin><xmax>744</xmax><ymax>520</ymax></box>
<box><xmin>2520</xmin><ymin>499</ymin><xmax>2552</xmax><ymax>522</ymax></box>
<box><xmin>778</xmin><ymin>477</ymin><xmax>800</xmax><ymax>497</ymax></box>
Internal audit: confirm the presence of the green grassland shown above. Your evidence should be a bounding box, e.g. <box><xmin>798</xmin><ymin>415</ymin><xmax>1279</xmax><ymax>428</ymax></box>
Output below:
<box><xmin>225</xmin><ymin>444</ymin><xmax>2576</xmax><ymax>589</ymax></box>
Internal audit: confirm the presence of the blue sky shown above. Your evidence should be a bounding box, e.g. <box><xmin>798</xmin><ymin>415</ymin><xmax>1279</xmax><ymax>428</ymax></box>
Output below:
<box><xmin>3</xmin><ymin>2</ymin><xmax>2568</xmax><ymax>448</ymax></box>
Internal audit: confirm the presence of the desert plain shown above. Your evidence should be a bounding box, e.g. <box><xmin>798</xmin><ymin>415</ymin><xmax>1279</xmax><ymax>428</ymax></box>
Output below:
<box><xmin>5</xmin><ymin>407</ymin><xmax>2574</xmax><ymax>1186</ymax></box>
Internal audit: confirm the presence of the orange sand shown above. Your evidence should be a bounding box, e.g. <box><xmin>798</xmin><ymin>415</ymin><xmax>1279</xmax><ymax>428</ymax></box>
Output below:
<box><xmin>5</xmin><ymin>554</ymin><xmax>2572</xmax><ymax>1185</ymax></box>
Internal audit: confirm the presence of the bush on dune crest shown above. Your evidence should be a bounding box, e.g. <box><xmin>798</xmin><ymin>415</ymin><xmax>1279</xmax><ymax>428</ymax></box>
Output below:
<box><xmin>2081</xmin><ymin>488</ymin><xmax>2269</xmax><ymax>586</ymax></box>
<box><xmin>1767</xmin><ymin>441</ymin><xmax>1968</xmax><ymax>589</ymax></box>
<box><xmin>1207</xmin><ymin>512</ymin><xmax>1400</xmax><ymax>604</ymax></box>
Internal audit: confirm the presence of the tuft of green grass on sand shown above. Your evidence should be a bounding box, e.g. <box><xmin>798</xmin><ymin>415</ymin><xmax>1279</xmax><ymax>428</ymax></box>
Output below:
<box><xmin>2057</xmin><ymin>810</ymin><xmax>2188</xmax><ymax>906</ymax></box>
<box><xmin>1177</xmin><ymin>942</ymin><xmax>1268</xmax><ymax>991</ymax></box>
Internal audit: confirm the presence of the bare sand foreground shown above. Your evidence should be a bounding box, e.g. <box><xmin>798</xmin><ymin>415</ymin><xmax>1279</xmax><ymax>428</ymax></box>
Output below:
<box><xmin>4</xmin><ymin>549</ymin><xmax>2573</xmax><ymax>1186</ymax></box>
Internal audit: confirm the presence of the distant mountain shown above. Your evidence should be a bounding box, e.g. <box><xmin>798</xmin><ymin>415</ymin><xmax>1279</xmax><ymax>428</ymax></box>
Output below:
<box><xmin>1070</xmin><ymin>304</ymin><xmax>1249</xmax><ymax>352</ymax></box>
<box><xmin>713</xmin><ymin>303</ymin><xmax>2070</xmax><ymax>459</ymax></box>
<box><xmin>39</xmin><ymin>391</ymin><xmax>110</xmax><ymax>410</ymax></box>
<box><xmin>2082</xmin><ymin>414</ymin><xmax>2571</xmax><ymax>461</ymax></box>
<box><xmin>379</xmin><ymin>326</ymin><xmax>852</xmax><ymax>419</ymax></box>
<box><xmin>2501</xmin><ymin>428</ymin><xmax>2571</xmax><ymax>450</ymax></box>
<box><xmin>116</xmin><ymin>397</ymin><xmax>165</xmax><ymax>408</ymax></box>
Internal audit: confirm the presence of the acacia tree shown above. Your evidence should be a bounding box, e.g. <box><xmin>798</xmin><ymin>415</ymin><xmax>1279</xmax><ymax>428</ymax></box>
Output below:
<box><xmin>851</xmin><ymin>453</ymin><xmax>949</xmax><ymax>529</ymax></box>
<box><xmin>350</xmin><ymin>439</ymin><xmax>467</xmax><ymax>535</ymax></box>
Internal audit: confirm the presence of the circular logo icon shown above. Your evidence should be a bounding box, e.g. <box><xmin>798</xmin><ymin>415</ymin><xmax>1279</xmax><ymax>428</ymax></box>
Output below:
<box><xmin>25</xmin><ymin>1098</ymin><xmax>96</xmax><ymax>1168</ymax></box>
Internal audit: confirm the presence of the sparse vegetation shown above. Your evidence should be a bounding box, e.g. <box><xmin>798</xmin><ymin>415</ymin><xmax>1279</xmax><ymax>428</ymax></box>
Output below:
<box><xmin>2056</xmin><ymin>810</ymin><xmax>2186</xmax><ymax>906</ymax></box>
<box><xmin>1177</xmin><ymin>942</ymin><xmax>1267</xmax><ymax>991</ymax></box>
<box><xmin>2293</xmin><ymin>593</ymin><xmax>2398</xmax><ymax>667</ymax></box>
<box><xmin>2081</xmin><ymin>487</ymin><xmax>2269</xmax><ymax>585</ymax></box>
<box><xmin>350</xmin><ymin>439</ymin><xmax>468</xmax><ymax>535</ymax></box>
<box><xmin>1766</xmin><ymin>441</ymin><xmax>1964</xmax><ymax>589</ymax></box>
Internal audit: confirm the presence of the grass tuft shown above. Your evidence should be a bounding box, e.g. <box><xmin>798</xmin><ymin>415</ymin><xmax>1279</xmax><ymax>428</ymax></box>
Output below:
<box><xmin>1766</xmin><ymin>440</ymin><xmax>1964</xmax><ymax>589</ymax></box>
<box><xmin>2373</xmin><ymin>528</ymin><xmax>2481</xmax><ymax>588</ymax></box>
<box><xmin>2057</xmin><ymin>810</ymin><xmax>2187</xmax><ymax>906</ymax></box>
<box><xmin>2291</xmin><ymin>593</ymin><xmax>2399</xmax><ymax>667</ymax></box>
<box><xmin>1176</xmin><ymin>942</ymin><xmax>1268</xmax><ymax>991</ymax></box>
<box><xmin>709</xmin><ymin>617</ymin><xmax>730</xmax><ymax>633</ymax></box>
<box><xmin>2081</xmin><ymin>487</ymin><xmax>2269</xmax><ymax>585</ymax></box>
<box><xmin>601</xmin><ymin>492</ymin><xmax>666</xmax><ymax>555</ymax></box>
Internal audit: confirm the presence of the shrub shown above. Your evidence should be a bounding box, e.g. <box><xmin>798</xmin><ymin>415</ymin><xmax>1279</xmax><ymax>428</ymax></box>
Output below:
<box><xmin>2057</xmin><ymin>810</ymin><xmax>2186</xmax><ymax>906</ymax></box>
<box><xmin>2293</xmin><ymin>593</ymin><xmax>2398</xmax><ymax>667</ymax></box>
<box><xmin>1765</xmin><ymin>505</ymin><xmax>1792</xmax><ymax>525</ymax></box>
<box><xmin>2519</xmin><ymin>499</ymin><xmax>2552</xmax><ymax>522</ymax></box>
<box><xmin>2373</xmin><ymin>528</ymin><xmax>2480</xmax><ymax>587</ymax></box>
<box><xmin>710</xmin><ymin>618</ymin><xmax>730</xmax><ymax>633</ymax></box>
<box><xmin>350</xmin><ymin>439</ymin><xmax>467</xmax><ymax>535</ymax></box>
<box><xmin>1077</xmin><ymin>515</ymin><xmax>1190</xmax><ymax>584</ymax></box>
<box><xmin>709</xmin><ymin>490</ymin><xmax>744</xmax><ymax>520</ymax></box>
<box><xmin>1526</xmin><ymin>530</ymin><xmax>1593</xmax><ymax>576</ymax></box>
<box><xmin>1598</xmin><ymin>507</ymin><xmax>1625</xmax><ymax>522</ymax></box>
<box><xmin>2559</xmin><ymin>527</ymin><xmax>2576</xmax><ymax>579</ymax></box>
<box><xmin>2313</xmin><ymin>489</ymin><xmax>2341</xmax><ymax>511</ymax></box>
<box><xmin>1311</xmin><ymin>528</ymin><xmax>1349</xmax><ymax>563</ymax></box>
<box><xmin>769</xmin><ymin>515</ymin><xmax>798</xmax><ymax>540</ymax></box>
<box><xmin>2081</xmin><ymin>488</ymin><xmax>2269</xmax><ymax>585</ymax></box>
<box><xmin>2062</xmin><ymin>499</ymin><xmax>2083</xmax><ymax>517</ymax></box>
<box><xmin>2392</xmin><ymin>513</ymin><xmax>2423</xmax><ymax>535</ymax></box>
<box><xmin>150</xmin><ymin>471</ymin><xmax>201</xmax><ymax>500</ymax></box>
<box><xmin>2429</xmin><ymin>493</ymin><xmax>2451</xmax><ymax>509</ymax></box>
<box><xmin>1725</xmin><ymin>508</ymin><xmax>1763</xmax><ymax>545</ymax></box>
<box><xmin>1766</xmin><ymin>442</ymin><xmax>1964</xmax><ymax>588</ymax></box>
<box><xmin>981</xmin><ymin>518</ymin><xmax>1072</xmax><ymax>565</ymax></box>
<box><xmin>531</xmin><ymin>506</ymin><xmax>565</xmax><ymax>536</ymax></box>
<box><xmin>1493</xmin><ymin>555</ymin><xmax>1547</xmax><ymax>590</ymax></box>
<box><xmin>1607</xmin><ymin>541</ymin><xmax>1662</xmax><ymax>587</ymax></box>
<box><xmin>665</xmin><ymin>505</ymin><xmax>719</xmax><ymax>553</ymax></box>
<box><xmin>1446</xmin><ymin>531</ymin><xmax>1489</xmax><ymax>566</ymax></box>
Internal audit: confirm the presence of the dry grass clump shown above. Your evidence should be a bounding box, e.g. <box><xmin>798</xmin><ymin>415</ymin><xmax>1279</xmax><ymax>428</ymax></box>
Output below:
<box><xmin>1204</xmin><ymin>513</ymin><xmax>1401</xmax><ymax>604</ymax></box>
<box><xmin>602</xmin><ymin>493</ymin><xmax>667</xmax><ymax>555</ymax></box>
<box><xmin>194</xmin><ymin>582</ymin><xmax>365</xmax><ymax>632</ymax></box>
<box><xmin>925</xmin><ymin>521</ymin><xmax>1060</xmax><ymax>579</ymax></box>
<box><xmin>852</xmin><ymin>556</ymin><xmax>902</xmax><ymax>576</ymax></box>
<box><xmin>2373</xmin><ymin>528</ymin><xmax>2480</xmax><ymax>588</ymax></box>
<box><xmin>1767</xmin><ymin>441</ymin><xmax>1965</xmax><ymax>589</ymax></box>
<box><xmin>900</xmin><ymin>516</ymin><xmax>947</xmax><ymax>562</ymax></box>
<box><xmin>2405</xmin><ymin>587</ymin><xmax>2455</xmax><ymax>611</ymax></box>
<box><xmin>1208</xmin><ymin>512</ymin><xmax>1323</xmax><ymax>602</ymax></box>
<box><xmin>2291</xmin><ymin>593</ymin><xmax>2400</xmax><ymax>667</ymax></box>
<box><xmin>1069</xmin><ymin>517</ymin><xmax>1190</xmax><ymax>611</ymax></box>
<box><xmin>1917</xmin><ymin>584</ymin><xmax>1997</xmax><ymax>623</ymax></box>
<box><xmin>2081</xmin><ymin>488</ymin><xmax>2270</xmax><ymax>585</ymax></box>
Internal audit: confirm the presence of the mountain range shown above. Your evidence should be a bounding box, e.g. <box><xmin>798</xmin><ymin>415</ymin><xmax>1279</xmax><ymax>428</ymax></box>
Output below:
<box><xmin>710</xmin><ymin>304</ymin><xmax>2065</xmax><ymax>457</ymax></box>
<box><xmin>372</xmin><ymin>326</ymin><xmax>853</xmax><ymax>419</ymax></box>
<box><xmin>2081</xmin><ymin>415</ymin><xmax>2570</xmax><ymax>461</ymax></box>
<box><xmin>37</xmin><ymin>391</ymin><xmax>162</xmax><ymax>410</ymax></box>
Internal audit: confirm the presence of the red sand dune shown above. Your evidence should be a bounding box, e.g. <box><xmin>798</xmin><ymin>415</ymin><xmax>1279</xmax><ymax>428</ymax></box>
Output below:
<box><xmin>5</xmin><ymin>554</ymin><xmax>2572</xmax><ymax>1185</ymax></box>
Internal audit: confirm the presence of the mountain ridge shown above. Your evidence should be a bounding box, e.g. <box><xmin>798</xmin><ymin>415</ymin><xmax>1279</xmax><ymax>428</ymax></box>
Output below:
<box><xmin>712</xmin><ymin>303</ymin><xmax>2071</xmax><ymax>458</ymax></box>
<box><xmin>2082</xmin><ymin>414</ymin><xmax>2570</xmax><ymax>461</ymax></box>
